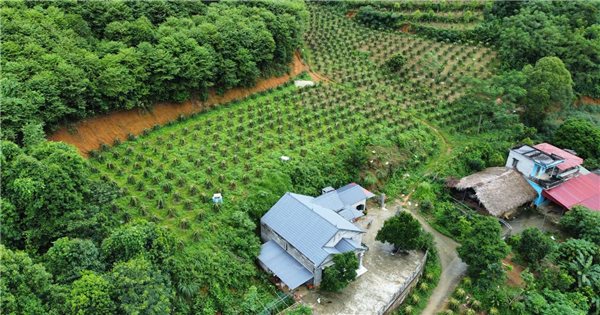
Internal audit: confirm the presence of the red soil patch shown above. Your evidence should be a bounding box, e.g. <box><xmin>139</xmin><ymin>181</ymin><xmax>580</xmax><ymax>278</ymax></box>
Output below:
<box><xmin>578</xmin><ymin>95</ymin><xmax>600</xmax><ymax>105</ymax></box>
<box><xmin>503</xmin><ymin>255</ymin><xmax>524</xmax><ymax>288</ymax></box>
<box><xmin>49</xmin><ymin>52</ymin><xmax>317</xmax><ymax>157</ymax></box>
<box><xmin>346</xmin><ymin>10</ymin><xmax>357</xmax><ymax>18</ymax></box>
<box><xmin>400</xmin><ymin>23</ymin><xmax>414</xmax><ymax>34</ymax></box>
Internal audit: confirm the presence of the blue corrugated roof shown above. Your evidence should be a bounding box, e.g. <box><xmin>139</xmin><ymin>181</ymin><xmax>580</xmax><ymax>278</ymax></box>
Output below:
<box><xmin>258</xmin><ymin>241</ymin><xmax>313</xmax><ymax>290</ymax></box>
<box><xmin>334</xmin><ymin>238</ymin><xmax>361</xmax><ymax>253</ymax></box>
<box><xmin>261</xmin><ymin>193</ymin><xmax>362</xmax><ymax>265</ymax></box>
<box><xmin>339</xmin><ymin>207</ymin><xmax>365</xmax><ymax>221</ymax></box>
<box><xmin>312</xmin><ymin>192</ymin><xmax>345</xmax><ymax>211</ymax></box>
<box><xmin>337</xmin><ymin>184</ymin><xmax>376</xmax><ymax>205</ymax></box>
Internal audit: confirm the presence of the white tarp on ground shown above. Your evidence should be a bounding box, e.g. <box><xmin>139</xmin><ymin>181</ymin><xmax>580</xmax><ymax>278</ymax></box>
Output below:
<box><xmin>294</xmin><ymin>80</ymin><xmax>315</xmax><ymax>88</ymax></box>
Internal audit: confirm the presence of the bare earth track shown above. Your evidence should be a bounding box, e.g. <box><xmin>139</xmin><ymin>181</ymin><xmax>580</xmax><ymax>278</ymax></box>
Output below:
<box><xmin>49</xmin><ymin>52</ymin><xmax>315</xmax><ymax>156</ymax></box>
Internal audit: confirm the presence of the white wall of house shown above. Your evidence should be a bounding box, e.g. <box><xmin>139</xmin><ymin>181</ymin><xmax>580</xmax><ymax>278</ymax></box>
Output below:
<box><xmin>350</xmin><ymin>200</ymin><xmax>366</xmax><ymax>212</ymax></box>
<box><xmin>324</xmin><ymin>230</ymin><xmax>363</xmax><ymax>248</ymax></box>
<box><xmin>506</xmin><ymin>150</ymin><xmax>536</xmax><ymax>176</ymax></box>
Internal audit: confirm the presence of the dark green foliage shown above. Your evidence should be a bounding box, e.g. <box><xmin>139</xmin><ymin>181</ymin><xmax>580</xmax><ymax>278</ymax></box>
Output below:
<box><xmin>0</xmin><ymin>0</ymin><xmax>307</xmax><ymax>141</ymax></box>
<box><xmin>110</xmin><ymin>256</ymin><xmax>174</xmax><ymax>314</ymax></box>
<box><xmin>101</xmin><ymin>220</ymin><xmax>175</xmax><ymax>266</ymax></box>
<box><xmin>458</xmin><ymin>216</ymin><xmax>510</xmax><ymax>281</ymax></box>
<box><xmin>494</xmin><ymin>1</ymin><xmax>600</xmax><ymax>97</ymax></box>
<box><xmin>43</xmin><ymin>237</ymin><xmax>103</xmax><ymax>283</ymax></box>
<box><xmin>320</xmin><ymin>252</ymin><xmax>359</xmax><ymax>292</ymax></box>
<box><xmin>0</xmin><ymin>245</ymin><xmax>55</xmax><ymax>314</ymax></box>
<box><xmin>0</xmin><ymin>140</ymin><xmax>117</xmax><ymax>252</ymax></box>
<box><xmin>515</xmin><ymin>228</ymin><xmax>556</xmax><ymax>265</ymax></box>
<box><xmin>385</xmin><ymin>53</ymin><xmax>407</xmax><ymax>72</ymax></box>
<box><xmin>522</xmin><ymin>57</ymin><xmax>574</xmax><ymax>129</ymax></box>
<box><xmin>553</xmin><ymin>120</ymin><xmax>600</xmax><ymax>169</ymax></box>
<box><xmin>560</xmin><ymin>206</ymin><xmax>600</xmax><ymax>246</ymax></box>
<box><xmin>376</xmin><ymin>212</ymin><xmax>432</xmax><ymax>252</ymax></box>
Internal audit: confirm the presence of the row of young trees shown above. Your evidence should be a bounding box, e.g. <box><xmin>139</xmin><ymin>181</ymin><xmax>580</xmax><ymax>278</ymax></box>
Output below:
<box><xmin>353</xmin><ymin>0</ymin><xmax>600</xmax><ymax>99</ymax></box>
<box><xmin>1</xmin><ymin>0</ymin><xmax>307</xmax><ymax>143</ymax></box>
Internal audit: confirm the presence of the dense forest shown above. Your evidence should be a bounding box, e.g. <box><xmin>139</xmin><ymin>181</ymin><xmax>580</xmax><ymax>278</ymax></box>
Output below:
<box><xmin>1</xmin><ymin>0</ymin><xmax>306</xmax><ymax>142</ymax></box>
<box><xmin>1</xmin><ymin>1</ymin><xmax>309</xmax><ymax>314</ymax></box>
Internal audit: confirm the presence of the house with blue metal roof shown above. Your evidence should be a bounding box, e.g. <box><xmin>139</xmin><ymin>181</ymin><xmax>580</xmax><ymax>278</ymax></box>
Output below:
<box><xmin>258</xmin><ymin>183</ymin><xmax>375</xmax><ymax>290</ymax></box>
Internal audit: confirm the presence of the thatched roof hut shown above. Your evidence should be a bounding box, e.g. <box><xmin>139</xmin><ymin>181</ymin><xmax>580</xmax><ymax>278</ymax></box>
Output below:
<box><xmin>454</xmin><ymin>167</ymin><xmax>536</xmax><ymax>217</ymax></box>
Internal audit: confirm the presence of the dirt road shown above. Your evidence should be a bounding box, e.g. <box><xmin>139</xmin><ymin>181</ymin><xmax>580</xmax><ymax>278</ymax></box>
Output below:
<box><xmin>403</xmin><ymin>205</ymin><xmax>467</xmax><ymax>315</ymax></box>
<box><xmin>49</xmin><ymin>52</ymin><xmax>317</xmax><ymax>157</ymax></box>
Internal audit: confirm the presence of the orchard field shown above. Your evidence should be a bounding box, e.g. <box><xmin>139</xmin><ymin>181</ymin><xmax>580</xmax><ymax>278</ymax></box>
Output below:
<box><xmin>89</xmin><ymin>3</ymin><xmax>498</xmax><ymax>311</ymax></box>
<box><xmin>5</xmin><ymin>1</ymin><xmax>598</xmax><ymax>314</ymax></box>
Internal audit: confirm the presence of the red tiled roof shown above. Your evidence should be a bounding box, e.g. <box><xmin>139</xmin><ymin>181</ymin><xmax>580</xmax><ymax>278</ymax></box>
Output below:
<box><xmin>534</xmin><ymin>143</ymin><xmax>583</xmax><ymax>171</ymax></box>
<box><xmin>542</xmin><ymin>173</ymin><xmax>600</xmax><ymax>211</ymax></box>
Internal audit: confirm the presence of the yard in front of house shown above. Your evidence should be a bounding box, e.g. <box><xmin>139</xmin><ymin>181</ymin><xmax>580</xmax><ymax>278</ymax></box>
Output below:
<box><xmin>296</xmin><ymin>201</ymin><xmax>426</xmax><ymax>314</ymax></box>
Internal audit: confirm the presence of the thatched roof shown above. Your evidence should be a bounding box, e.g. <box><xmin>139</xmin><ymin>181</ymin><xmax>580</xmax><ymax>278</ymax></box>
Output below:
<box><xmin>455</xmin><ymin>167</ymin><xmax>536</xmax><ymax>217</ymax></box>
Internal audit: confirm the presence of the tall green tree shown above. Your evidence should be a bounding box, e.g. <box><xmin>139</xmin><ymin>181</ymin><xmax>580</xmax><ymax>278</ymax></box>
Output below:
<box><xmin>0</xmin><ymin>140</ymin><xmax>117</xmax><ymax>252</ymax></box>
<box><xmin>110</xmin><ymin>256</ymin><xmax>174</xmax><ymax>314</ymax></box>
<box><xmin>458</xmin><ymin>216</ymin><xmax>510</xmax><ymax>281</ymax></box>
<box><xmin>43</xmin><ymin>237</ymin><xmax>103</xmax><ymax>283</ymax></box>
<box><xmin>320</xmin><ymin>252</ymin><xmax>359</xmax><ymax>292</ymax></box>
<box><xmin>553</xmin><ymin>120</ymin><xmax>600</xmax><ymax>169</ymax></box>
<box><xmin>101</xmin><ymin>220</ymin><xmax>176</xmax><ymax>266</ymax></box>
<box><xmin>376</xmin><ymin>212</ymin><xmax>432</xmax><ymax>252</ymax></box>
<box><xmin>522</xmin><ymin>56</ymin><xmax>574</xmax><ymax>129</ymax></box>
<box><xmin>0</xmin><ymin>245</ymin><xmax>54</xmax><ymax>314</ymax></box>
<box><xmin>67</xmin><ymin>272</ymin><xmax>116</xmax><ymax>315</ymax></box>
<box><xmin>515</xmin><ymin>228</ymin><xmax>556</xmax><ymax>265</ymax></box>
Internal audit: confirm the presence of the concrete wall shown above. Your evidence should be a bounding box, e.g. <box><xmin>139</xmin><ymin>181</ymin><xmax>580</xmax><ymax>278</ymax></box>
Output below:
<box><xmin>506</xmin><ymin>150</ymin><xmax>536</xmax><ymax>176</ymax></box>
<box><xmin>261</xmin><ymin>223</ymin><xmax>316</xmax><ymax>273</ymax></box>
<box><xmin>351</xmin><ymin>200</ymin><xmax>366</xmax><ymax>211</ymax></box>
<box><xmin>381</xmin><ymin>252</ymin><xmax>428</xmax><ymax>315</ymax></box>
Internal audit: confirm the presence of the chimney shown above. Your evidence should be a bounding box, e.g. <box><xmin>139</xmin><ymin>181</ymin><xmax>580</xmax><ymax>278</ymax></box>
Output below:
<box><xmin>321</xmin><ymin>186</ymin><xmax>335</xmax><ymax>195</ymax></box>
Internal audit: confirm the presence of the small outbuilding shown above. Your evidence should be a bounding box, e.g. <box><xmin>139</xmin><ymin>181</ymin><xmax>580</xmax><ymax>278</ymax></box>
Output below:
<box><xmin>454</xmin><ymin>167</ymin><xmax>537</xmax><ymax>218</ymax></box>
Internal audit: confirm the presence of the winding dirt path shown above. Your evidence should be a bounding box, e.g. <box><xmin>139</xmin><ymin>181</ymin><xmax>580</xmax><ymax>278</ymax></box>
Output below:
<box><xmin>49</xmin><ymin>52</ymin><xmax>317</xmax><ymax>157</ymax></box>
<box><xmin>398</xmin><ymin>120</ymin><xmax>466</xmax><ymax>314</ymax></box>
<box><xmin>404</xmin><ymin>205</ymin><xmax>467</xmax><ymax>315</ymax></box>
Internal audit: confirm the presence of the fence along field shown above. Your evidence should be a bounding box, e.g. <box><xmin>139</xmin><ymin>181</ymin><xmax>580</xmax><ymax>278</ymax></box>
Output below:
<box><xmin>89</xmin><ymin>3</ymin><xmax>497</xmax><ymax>311</ymax></box>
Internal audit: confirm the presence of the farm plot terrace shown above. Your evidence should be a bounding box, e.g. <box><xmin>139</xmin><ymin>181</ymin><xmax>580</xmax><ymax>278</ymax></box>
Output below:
<box><xmin>89</xmin><ymin>3</ymin><xmax>497</xmax><ymax>312</ymax></box>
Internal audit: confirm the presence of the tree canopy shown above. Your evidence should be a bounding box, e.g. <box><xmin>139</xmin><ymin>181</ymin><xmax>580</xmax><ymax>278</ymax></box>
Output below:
<box><xmin>0</xmin><ymin>245</ymin><xmax>55</xmax><ymax>314</ymax></box>
<box><xmin>458</xmin><ymin>216</ymin><xmax>510</xmax><ymax>282</ymax></box>
<box><xmin>0</xmin><ymin>140</ymin><xmax>117</xmax><ymax>252</ymax></box>
<box><xmin>560</xmin><ymin>206</ymin><xmax>600</xmax><ymax>246</ymax></box>
<box><xmin>553</xmin><ymin>120</ymin><xmax>600</xmax><ymax>169</ymax></box>
<box><xmin>0</xmin><ymin>0</ymin><xmax>307</xmax><ymax>142</ymax></box>
<box><xmin>522</xmin><ymin>56</ymin><xmax>574</xmax><ymax>129</ymax></box>
<box><xmin>495</xmin><ymin>1</ymin><xmax>600</xmax><ymax>98</ymax></box>
<box><xmin>515</xmin><ymin>228</ymin><xmax>556</xmax><ymax>265</ymax></box>
<box><xmin>376</xmin><ymin>211</ymin><xmax>432</xmax><ymax>252</ymax></box>
<box><xmin>320</xmin><ymin>252</ymin><xmax>359</xmax><ymax>292</ymax></box>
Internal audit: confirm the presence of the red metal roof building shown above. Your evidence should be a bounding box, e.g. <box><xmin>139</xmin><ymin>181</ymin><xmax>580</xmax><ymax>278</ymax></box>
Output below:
<box><xmin>542</xmin><ymin>173</ymin><xmax>600</xmax><ymax>211</ymax></box>
<box><xmin>534</xmin><ymin>143</ymin><xmax>583</xmax><ymax>171</ymax></box>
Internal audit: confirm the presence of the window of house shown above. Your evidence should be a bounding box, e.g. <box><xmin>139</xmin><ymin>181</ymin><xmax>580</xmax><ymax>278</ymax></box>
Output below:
<box><xmin>512</xmin><ymin>158</ymin><xmax>519</xmax><ymax>168</ymax></box>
